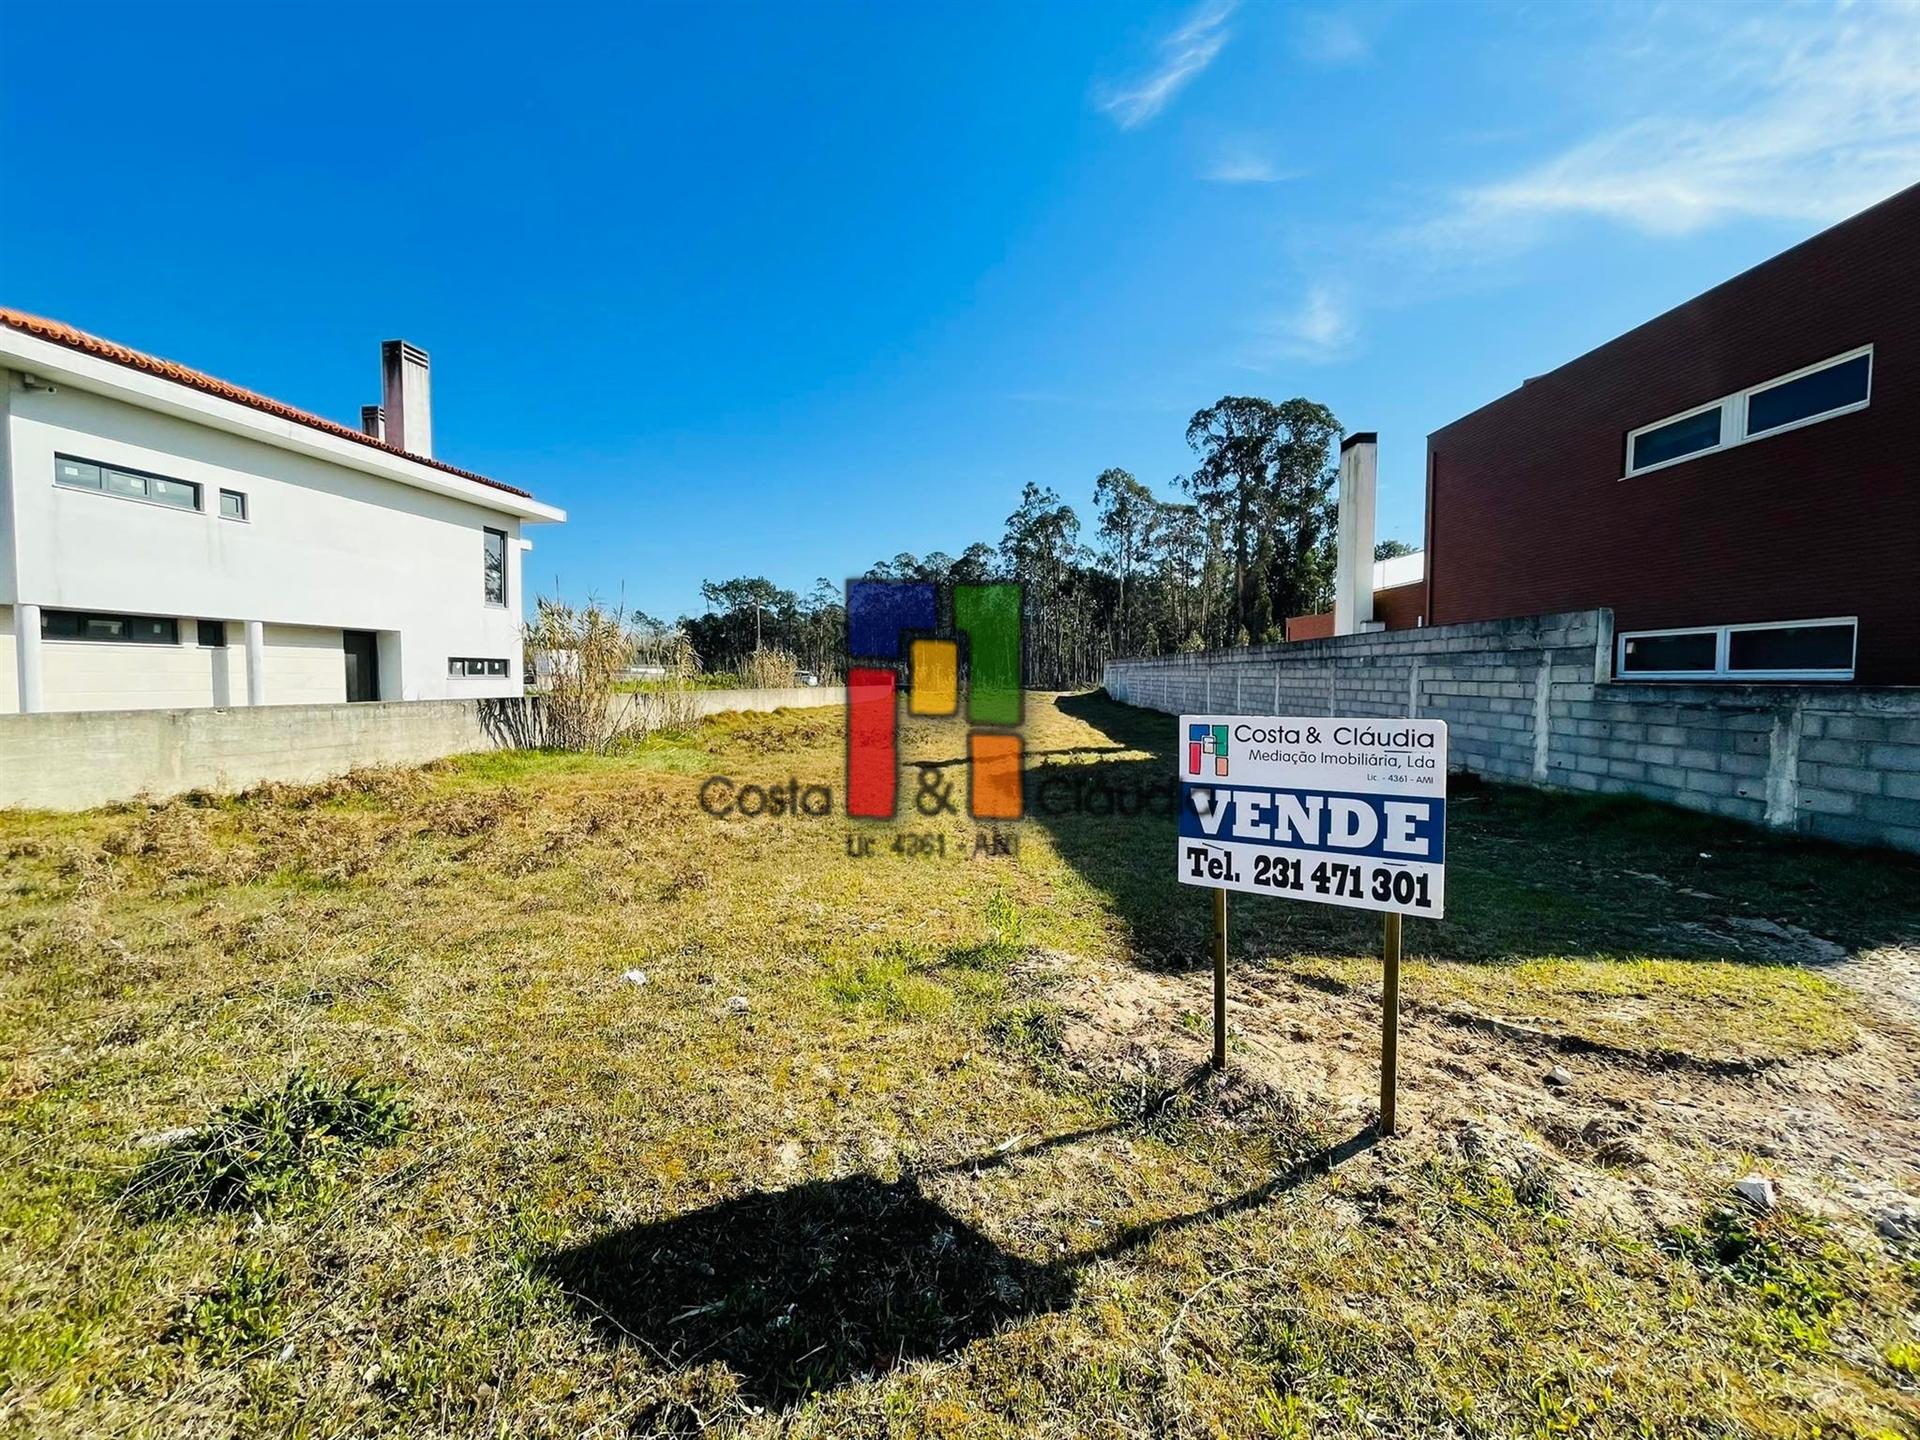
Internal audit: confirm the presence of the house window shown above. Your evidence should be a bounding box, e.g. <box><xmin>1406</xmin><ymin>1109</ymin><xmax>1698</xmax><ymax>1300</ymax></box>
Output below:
<box><xmin>483</xmin><ymin>528</ymin><xmax>507</xmax><ymax>606</ymax></box>
<box><xmin>197</xmin><ymin>620</ymin><xmax>228</xmax><ymax>648</ymax></box>
<box><xmin>1727</xmin><ymin>621</ymin><xmax>1855</xmax><ymax>675</ymax></box>
<box><xmin>1618</xmin><ymin>617</ymin><xmax>1855</xmax><ymax>682</ymax></box>
<box><xmin>448</xmin><ymin>657</ymin><xmax>510</xmax><ymax>677</ymax></box>
<box><xmin>42</xmin><ymin>610</ymin><xmax>180</xmax><ymax>645</ymax></box>
<box><xmin>54</xmin><ymin>453</ymin><xmax>202</xmax><ymax>510</ymax></box>
<box><xmin>1623</xmin><ymin>345</ymin><xmax>1873</xmax><ymax>477</ymax></box>
<box><xmin>1744</xmin><ymin>351</ymin><xmax>1872</xmax><ymax>437</ymax></box>
<box><xmin>1620</xmin><ymin>630</ymin><xmax>1717</xmax><ymax>676</ymax></box>
<box><xmin>1628</xmin><ymin>405</ymin><xmax>1721</xmax><ymax>472</ymax></box>
<box><xmin>219</xmin><ymin>489</ymin><xmax>248</xmax><ymax>520</ymax></box>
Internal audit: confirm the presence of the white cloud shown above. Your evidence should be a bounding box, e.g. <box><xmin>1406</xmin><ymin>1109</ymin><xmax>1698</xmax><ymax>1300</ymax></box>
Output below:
<box><xmin>1096</xmin><ymin>1</ymin><xmax>1236</xmax><ymax>130</ymax></box>
<box><xmin>1258</xmin><ymin>2</ymin><xmax>1920</xmax><ymax>363</ymax></box>
<box><xmin>1203</xmin><ymin>144</ymin><xmax>1302</xmax><ymax>184</ymax></box>
<box><xmin>1424</xmin><ymin>5</ymin><xmax>1920</xmax><ymax>252</ymax></box>
<box><xmin>1291</xmin><ymin>9</ymin><xmax>1372</xmax><ymax>67</ymax></box>
<box><xmin>1255</xmin><ymin>284</ymin><xmax>1358</xmax><ymax>364</ymax></box>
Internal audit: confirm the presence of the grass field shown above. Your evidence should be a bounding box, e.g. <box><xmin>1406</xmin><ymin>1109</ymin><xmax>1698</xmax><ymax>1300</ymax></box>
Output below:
<box><xmin>2</xmin><ymin>692</ymin><xmax>1917</xmax><ymax>1438</ymax></box>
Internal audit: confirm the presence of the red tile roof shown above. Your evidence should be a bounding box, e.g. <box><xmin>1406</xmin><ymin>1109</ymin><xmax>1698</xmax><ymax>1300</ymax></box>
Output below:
<box><xmin>0</xmin><ymin>307</ymin><xmax>532</xmax><ymax>500</ymax></box>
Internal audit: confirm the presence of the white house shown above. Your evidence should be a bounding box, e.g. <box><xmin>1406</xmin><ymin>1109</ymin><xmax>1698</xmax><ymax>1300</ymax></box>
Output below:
<box><xmin>0</xmin><ymin>310</ymin><xmax>563</xmax><ymax>713</ymax></box>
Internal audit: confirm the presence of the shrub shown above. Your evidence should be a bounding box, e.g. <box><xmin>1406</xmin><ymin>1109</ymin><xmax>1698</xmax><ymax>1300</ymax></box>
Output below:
<box><xmin>739</xmin><ymin>646</ymin><xmax>799</xmax><ymax>689</ymax></box>
<box><xmin>128</xmin><ymin>1069</ymin><xmax>413</xmax><ymax>1217</ymax></box>
<box><xmin>523</xmin><ymin>598</ymin><xmax>635</xmax><ymax>752</ymax></box>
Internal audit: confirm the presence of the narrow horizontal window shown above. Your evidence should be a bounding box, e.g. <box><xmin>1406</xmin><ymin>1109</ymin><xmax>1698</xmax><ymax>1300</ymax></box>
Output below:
<box><xmin>1745</xmin><ymin>352</ymin><xmax>1870</xmax><ymax>437</ymax></box>
<box><xmin>1621</xmin><ymin>630</ymin><xmax>1716</xmax><ymax>675</ymax></box>
<box><xmin>42</xmin><ymin>609</ymin><xmax>180</xmax><ymax>645</ymax></box>
<box><xmin>55</xmin><ymin>458</ymin><xmax>102</xmax><ymax>490</ymax></box>
<box><xmin>105</xmin><ymin>467</ymin><xmax>149</xmax><ymax>500</ymax></box>
<box><xmin>449</xmin><ymin>657</ymin><xmax>509</xmax><ymax>678</ymax></box>
<box><xmin>1727</xmin><ymin>622</ymin><xmax>1853</xmax><ymax>674</ymax></box>
<box><xmin>219</xmin><ymin>489</ymin><xmax>248</xmax><ymax>520</ymax></box>
<box><xmin>54</xmin><ymin>453</ymin><xmax>204</xmax><ymax>511</ymax></box>
<box><xmin>1619</xmin><ymin>618</ymin><xmax>1855</xmax><ymax>681</ymax></box>
<box><xmin>1629</xmin><ymin>407</ymin><xmax>1721</xmax><ymax>472</ymax></box>
<box><xmin>197</xmin><ymin>620</ymin><xmax>228</xmax><ymax>648</ymax></box>
<box><xmin>151</xmin><ymin>476</ymin><xmax>201</xmax><ymax>510</ymax></box>
<box><xmin>1623</xmin><ymin>345</ymin><xmax>1872</xmax><ymax>478</ymax></box>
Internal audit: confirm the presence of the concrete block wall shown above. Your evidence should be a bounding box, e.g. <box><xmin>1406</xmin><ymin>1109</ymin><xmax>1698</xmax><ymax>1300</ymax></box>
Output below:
<box><xmin>0</xmin><ymin>686</ymin><xmax>845</xmax><ymax>812</ymax></box>
<box><xmin>1103</xmin><ymin>609</ymin><xmax>1920</xmax><ymax>855</ymax></box>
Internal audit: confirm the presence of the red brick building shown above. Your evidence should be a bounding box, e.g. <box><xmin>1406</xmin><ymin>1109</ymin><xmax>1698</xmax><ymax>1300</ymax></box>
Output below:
<box><xmin>1425</xmin><ymin>182</ymin><xmax>1918</xmax><ymax>685</ymax></box>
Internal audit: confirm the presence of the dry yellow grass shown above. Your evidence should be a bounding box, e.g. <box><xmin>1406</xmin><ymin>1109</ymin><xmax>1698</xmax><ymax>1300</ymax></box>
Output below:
<box><xmin>1</xmin><ymin>693</ymin><xmax>1916</xmax><ymax>1438</ymax></box>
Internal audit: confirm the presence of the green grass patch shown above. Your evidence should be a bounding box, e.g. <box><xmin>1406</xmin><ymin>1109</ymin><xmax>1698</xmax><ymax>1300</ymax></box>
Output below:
<box><xmin>173</xmin><ymin>1253</ymin><xmax>288</xmax><ymax>1362</ymax></box>
<box><xmin>1664</xmin><ymin>1202</ymin><xmax>1867</xmax><ymax>1355</ymax></box>
<box><xmin>127</xmin><ymin>1069</ymin><xmax>412</xmax><ymax>1217</ymax></box>
<box><xmin>822</xmin><ymin>947</ymin><xmax>952</xmax><ymax>1021</ymax></box>
<box><xmin>1289</xmin><ymin>953</ymin><xmax>1858</xmax><ymax>1066</ymax></box>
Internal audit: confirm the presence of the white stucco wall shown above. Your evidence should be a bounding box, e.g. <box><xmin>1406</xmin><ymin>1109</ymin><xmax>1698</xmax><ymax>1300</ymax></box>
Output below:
<box><xmin>0</xmin><ymin>365</ymin><xmax>555</xmax><ymax>714</ymax></box>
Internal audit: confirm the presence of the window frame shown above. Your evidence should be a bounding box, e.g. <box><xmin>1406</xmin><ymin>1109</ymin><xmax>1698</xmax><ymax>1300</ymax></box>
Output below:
<box><xmin>41</xmin><ymin>609</ymin><xmax>182</xmax><ymax>646</ymax></box>
<box><xmin>448</xmin><ymin>657</ymin><xmax>511</xmax><ymax>679</ymax></box>
<box><xmin>197</xmin><ymin>620</ymin><xmax>229</xmax><ymax>648</ymax></box>
<box><xmin>483</xmin><ymin>527</ymin><xmax>509</xmax><ymax>608</ymax></box>
<box><xmin>1617</xmin><ymin>616</ymin><xmax>1857</xmax><ymax>683</ymax></box>
<box><xmin>1624</xmin><ymin>398</ymin><xmax>1725</xmax><ymax>476</ymax></box>
<box><xmin>219</xmin><ymin>488</ymin><xmax>249</xmax><ymax>522</ymax></box>
<box><xmin>1740</xmin><ymin>346</ymin><xmax>1874</xmax><ymax>442</ymax></box>
<box><xmin>1621</xmin><ymin>345</ymin><xmax>1873</xmax><ymax>480</ymax></box>
<box><xmin>53</xmin><ymin>452</ymin><xmax>204</xmax><ymax>513</ymax></box>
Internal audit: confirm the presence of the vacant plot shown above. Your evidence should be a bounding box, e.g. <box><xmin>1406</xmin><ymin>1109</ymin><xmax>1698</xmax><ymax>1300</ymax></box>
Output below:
<box><xmin>2</xmin><ymin>692</ymin><xmax>1917</xmax><ymax>1438</ymax></box>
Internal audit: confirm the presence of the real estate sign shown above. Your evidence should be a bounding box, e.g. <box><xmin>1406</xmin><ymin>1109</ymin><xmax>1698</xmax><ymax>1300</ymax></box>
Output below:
<box><xmin>1176</xmin><ymin>715</ymin><xmax>1449</xmax><ymax>918</ymax></box>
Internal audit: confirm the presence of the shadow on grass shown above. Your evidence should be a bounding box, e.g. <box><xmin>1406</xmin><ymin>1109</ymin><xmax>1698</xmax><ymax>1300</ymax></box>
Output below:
<box><xmin>537</xmin><ymin>1115</ymin><xmax>1376</xmax><ymax>1412</ymax></box>
<box><xmin>1038</xmin><ymin>690</ymin><xmax>1920</xmax><ymax>969</ymax></box>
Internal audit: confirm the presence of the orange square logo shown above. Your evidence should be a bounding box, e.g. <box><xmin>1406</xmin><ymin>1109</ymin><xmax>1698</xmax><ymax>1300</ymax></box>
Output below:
<box><xmin>969</xmin><ymin>733</ymin><xmax>1023</xmax><ymax>819</ymax></box>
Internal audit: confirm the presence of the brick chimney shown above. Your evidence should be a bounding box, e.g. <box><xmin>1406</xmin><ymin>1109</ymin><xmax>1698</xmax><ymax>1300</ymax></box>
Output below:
<box><xmin>380</xmin><ymin>340</ymin><xmax>432</xmax><ymax>457</ymax></box>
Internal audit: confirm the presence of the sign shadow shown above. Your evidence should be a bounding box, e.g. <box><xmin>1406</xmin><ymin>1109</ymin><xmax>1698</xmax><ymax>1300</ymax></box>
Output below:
<box><xmin>534</xmin><ymin>1113</ymin><xmax>1376</xmax><ymax>1413</ymax></box>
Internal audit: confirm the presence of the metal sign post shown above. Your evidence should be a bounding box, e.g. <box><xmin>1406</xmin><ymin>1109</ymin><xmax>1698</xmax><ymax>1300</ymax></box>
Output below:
<box><xmin>1380</xmin><ymin>911</ymin><xmax>1402</xmax><ymax>1136</ymax></box>
<box><xmin>1212</xmin><ymin>887</ymin><xmax>1228</xmax><ymax>1071</ymax></box>
<box><xmin>1175</xmin><ymin>714</ymin><xmax>1447</xmax><ymax>1133</ymax></box>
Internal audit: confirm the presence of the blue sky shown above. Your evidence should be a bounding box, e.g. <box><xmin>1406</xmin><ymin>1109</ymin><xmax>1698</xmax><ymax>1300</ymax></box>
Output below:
<box><xmin>5</xmin><ymin>1</ymin><xmax>1916</xmax><ymax>621</ymax></box>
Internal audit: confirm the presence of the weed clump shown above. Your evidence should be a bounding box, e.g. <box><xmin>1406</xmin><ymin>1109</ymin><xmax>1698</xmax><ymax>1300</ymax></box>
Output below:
<box><xmin>1663</xmin><ymin>1202</ymin><xmax>1863</xmax><ymax>1352</ymax></box>
<box><xmin>128</xmin><ymin>1069</ymin><xmax>413</xmax><ymax>1217</ymax></box>
<box><xmin>173</xmin><ymin>1252</ymin><xmax>288</xmax><ymax>1361</ymax></box>
<box><xmin>987</xmin><ymin>1002</ymin><xmax>1065</xmax><ymax>1063</ymax></box>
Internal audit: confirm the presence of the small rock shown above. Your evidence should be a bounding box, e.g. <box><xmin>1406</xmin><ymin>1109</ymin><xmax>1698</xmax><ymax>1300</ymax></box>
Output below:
<box><xmin>134</xmin><ymin>1125</ymin><xmax>198</xmax><ymax>1150</ymax></box>
<box><xmin>1733</xmin><ymin>1174</ymin><xmax>1777</xmax><ymax>1209</ymax></box>
<box><xmin>1877</xmin><ymin>1206</ymin><xmax>1920</xmax><ymax>1243</ymax></box>
<box><xmin>724</xmin><ymin>995</ymin><xmax>750</xmax><ymax>1014</ymax></box>
<box><xmin>620</xmin><ymin>969</ymin><xmax>649</xmax><ymax>987</ymax></box>
<box><xmin>1545</xmin><ymin>1065</ymin><xmax>1573</xmax><ymax>1088</ymax></box>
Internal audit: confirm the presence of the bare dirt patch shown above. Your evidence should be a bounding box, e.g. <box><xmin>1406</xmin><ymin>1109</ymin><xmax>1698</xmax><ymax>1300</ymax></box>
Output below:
<box><xmin>1046</xmin><ymin>948</ymin><xmax>1920</xmax><ymax>1245</ymax></box>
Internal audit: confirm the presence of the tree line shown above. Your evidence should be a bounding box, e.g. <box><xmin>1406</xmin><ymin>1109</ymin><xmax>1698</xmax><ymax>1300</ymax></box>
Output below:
<box><xmin>646</xmin><ymin>395</ymin><xmax>1415</xmax><ymax>688</ymax></box>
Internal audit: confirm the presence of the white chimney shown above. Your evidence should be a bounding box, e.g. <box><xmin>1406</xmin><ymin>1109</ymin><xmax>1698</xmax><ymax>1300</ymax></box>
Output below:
<box><xmin>1333</xmin><ymin>432</ymin><xmax>1377</xmax><ymax>637</ymax></box>
<box><xmin>380</xmin><ymin>340</ymin><xmax>432</xmax><ymax>457</ymax></box>
<box><xmin>359</xmin><ymin>404</ymin><xmax>385</xmax><ymax>441</ymax></box>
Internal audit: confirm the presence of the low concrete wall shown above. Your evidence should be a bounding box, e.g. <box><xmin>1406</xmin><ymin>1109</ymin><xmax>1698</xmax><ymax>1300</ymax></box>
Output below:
<box><xmin>1103</xmin><ymin>610</ymin><xmax>1920</xmax><ymax>855</ymax></box>
<box><xmin>0</xmin><ymin>686</ymin><xmax>845</xmax><ymax>812</ymax></box>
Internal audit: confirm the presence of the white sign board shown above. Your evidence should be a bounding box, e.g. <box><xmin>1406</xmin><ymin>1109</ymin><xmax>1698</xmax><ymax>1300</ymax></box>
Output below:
<box><xmin>1177</xmin><ymin>715</ymin><xmax>1449</xmax><ymax>917</ymax></box>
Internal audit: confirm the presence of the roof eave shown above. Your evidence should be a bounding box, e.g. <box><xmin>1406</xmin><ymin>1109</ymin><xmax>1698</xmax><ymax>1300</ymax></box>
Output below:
<box><xmin>0</xmin><ymin>327</ymin><xmax>565</xmax><ymax>524</ymax></box>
